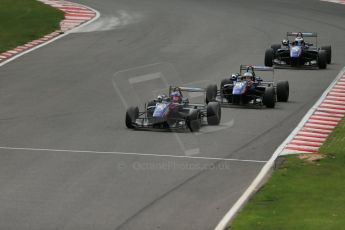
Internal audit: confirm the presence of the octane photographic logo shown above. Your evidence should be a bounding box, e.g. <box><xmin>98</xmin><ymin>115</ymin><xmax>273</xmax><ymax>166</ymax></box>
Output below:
<box><xmin>111</xmin><ymin>62</ymin><xmax>235</xmax><ymax>156</ymax></box>
<box><xmin>130</xmin><ymin>160</ymin><xmax>231</xmax><ymax>171</ymax></box>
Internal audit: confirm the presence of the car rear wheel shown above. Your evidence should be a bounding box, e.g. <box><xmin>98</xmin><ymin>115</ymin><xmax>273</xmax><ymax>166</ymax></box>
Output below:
<box><xmin>318</xmin><ymin>50</ymin><xmax>327</xmax><ymax>69</ymax></box>
<box><xmin>271</xmin><ymin>44</ymin><xmax>281</xmax><ymax>52</ymax></box>
<box><xmin>147</xmin><ymin>100</ymin><xmax>155</xmax><ymax>107</ymax></box>
<box><xmin>220</xmin><ymin>78</ymin><xmax>232</xmax><ymax>98</ymax></box>
<box><xmin>263</xmin><ymin>87</ymin><xmax>275</xmax><ymax>108</ymax></box>
<box><xmin>321</xmin><ymin>45</ymin><xmax>332</xmax><ymax>64</ymax></box>
<box><xmin>206</xmin><ymin>84</ymin><xmax>218</xmax><ymax>104</ymax></box>
<box><xmin>207</xmin><ymin>102</ymin><xmax>221</xmax><ymax>125</ymax></box>
<box><xmin>276</xmin><ymin>81</ymin><xmax>289</xmax><ymax>102</ymax></box>
<box><xmin>265</xmin><ymin>48</ymin><xmax>274</xmax><ymax>67</ymax></box>
<box><xmin>125</xmin><ymin>106</ymin><xmax>139</xmax><ymax>128</ymax></box>
<box><xmin>187</xmin><ymin>109</ymin><xmax>201</xmax><ymax>132</ymax></box>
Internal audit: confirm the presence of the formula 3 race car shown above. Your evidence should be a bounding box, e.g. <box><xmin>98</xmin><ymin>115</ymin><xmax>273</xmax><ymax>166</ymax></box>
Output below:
<box><xmin>125</xmin><ymin>86</ymin><xmax>221</xmax><ymax>132</ymax></box>
<box><xmin>205</xmin><ymin>65</ymin><xmax>289</xmax><ymax>108</ymax></box>
<box><xmin>264</xmin><ymin>32</ymin><xmax>331</xmax><ymax>69</ymax></box>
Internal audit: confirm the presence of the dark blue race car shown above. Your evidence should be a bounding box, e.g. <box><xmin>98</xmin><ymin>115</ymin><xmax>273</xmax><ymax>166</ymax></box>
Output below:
<box><xmin>206</xmin><ymin>65</ymin><xmax>289</xmax><ymax>108</ymax></box>
<box><xmin>265</xmin><ymin>32</ymin><xmax>331</xmax><ymax>69</ymax></box>
<box><xmin>125</xmin><ymin>86</ymin><xmax>221</xmax><ymax>132</ymax></box>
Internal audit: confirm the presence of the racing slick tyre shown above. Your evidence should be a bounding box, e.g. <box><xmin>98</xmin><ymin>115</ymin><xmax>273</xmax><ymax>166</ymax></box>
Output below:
<box><xmin>206</xmin><ymin>84</ymin><xmax>218</xmax><ymax>104</ymax></box>
<box><xmin>264</xmin><ymin>48</ymin><xmax>274</xmax><ymax>67</ymax></box>
<box><xmin>271</xmin><ymin>44</ymin><xmax>281</xmax><ymax>52</ymax></box>
<box><xmin>263</xmin><ymin>87</ymin><xmax>275</xmax><ymax>108</ymax></box>
<box><xmin>187</xmin><ymin>109</ymin><xmax>201</xmax><ymax>132</ymax></box>
<box><xmin>318</xmin><ymin>50</ymin><xmax>327</xmax><ymax>69</ymax></box>
<box><xmin>147</xmin><ymin>100</ymin><xmax>156</xmax><ymax>107</ymax></box>
<box><xmin>125</xmin><ymin>106</ymin><xmax>139</xmax><ymax>129</ymax></box>
<box><xmin>321</xmin><ymin>45</ymin><xmax>332</xmax><ymax>64</ymax></box>
<box><xmin>276</xmin><ymin>81</ymin><xmax>289</xmax><ymax>102</ymax></box>
<box><xmin>220</xmin><ymin>78</ymin><xmax>232</xmax><ymax>98</ymax></box>
<box><xmin>207</xmin><ymin>101</ymin><xmax>221</xmax><ymax>125</ymax></box>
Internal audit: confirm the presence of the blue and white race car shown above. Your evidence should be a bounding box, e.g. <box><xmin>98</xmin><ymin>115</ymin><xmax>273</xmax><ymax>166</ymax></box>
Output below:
<box><xmin>206</xmin><ymin>65</ymin><xmax>289</xmax><ymax>108</ymax></box>
<box><xmin>265</xmin><ymin>32</ymin><xmax>331</xmax><ymax>69</ymax></box>
<box><xmin>125</xmin><ymin>86</ymin><xmax>221</xmax><ymax>132</ymax></box>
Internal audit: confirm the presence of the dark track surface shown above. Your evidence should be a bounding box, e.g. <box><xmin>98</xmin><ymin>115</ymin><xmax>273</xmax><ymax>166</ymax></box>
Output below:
<box><xmin>1</xmin><ymin>0</ymin><xmax>345</xmax><ymax>229</ymax></box>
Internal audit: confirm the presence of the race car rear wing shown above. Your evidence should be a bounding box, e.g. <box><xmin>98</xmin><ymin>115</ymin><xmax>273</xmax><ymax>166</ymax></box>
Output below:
<box><xmin>168</xmin><ymin>86</ymin><xmax>206</xmax><ymax>107</ymax></box>
<box><xmin>286</xmin><ymin>32</ymin><xmax>318</xmax><ymax>47</ymax></box>
<box><xmin>169</xmin><ymin>86</ymin><xmax>205</xmax><ymax>94</ymax></box>
<box><xmin>240</xmin><ymin>65</ymin><xmax>274</xmax><ymax>74</ymax></box>
<box><xmin>286</xmin><ymin>32</ymin><xmax>317</xmax><ymax>37</ymax></box>
<box><xmin>239</xmin><ymin>65</ymin><xmax>275</xmax><ymax>83</ymax></box>
<box><xmin>179</xmin><ymin>86</ymin><xmax>205</xmax><ymax>92</ymax></box>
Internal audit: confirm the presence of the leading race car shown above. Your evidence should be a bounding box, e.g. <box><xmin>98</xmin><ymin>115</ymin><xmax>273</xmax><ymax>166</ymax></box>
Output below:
<box><xmin>264</xmin><ymin>32</ymin><xmax>332</xmax><ymax>69</ymax></box>
<box><xmin>125</xmin><ymin>86</ymin><xmax>221</xmax><ymax>132</ymax></box>
<box><xmin>205</xmin><ymin>65</ymin><xmax>289</xmax><ymax>108</ymax></box>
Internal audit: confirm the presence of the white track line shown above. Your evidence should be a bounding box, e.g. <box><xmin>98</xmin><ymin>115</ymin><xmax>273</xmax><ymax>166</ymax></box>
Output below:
<box><xmin>214</xmin><ymin>129</ymin><xmax>287</xmax><ymax>229</ymax></box>
<box><xmin>214</xmin><ymin>67</ymin><xmax>345</xmax><ymax>230</ymax></box>
<box><xmin>0</xmin><ymin>146</ymin><xmax>267</xmax><ymax>163</ymax></box>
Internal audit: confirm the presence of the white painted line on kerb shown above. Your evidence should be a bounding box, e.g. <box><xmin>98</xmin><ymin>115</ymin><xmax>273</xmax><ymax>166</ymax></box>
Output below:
<box><xmin>293</xmin><ymin>136</ymin><xmax>326</xmax><ymax>142</ymax></box>
<box><xmin>298</xmin><ymin>131</ymin><xmax>329</xmax><ymax>137</ymax></box>
<box><xmin>0</xmin><ymin>1</ymin><xmax>100</xmax><ymax>68</ymax></box>
<box><xmin>0</xmin><ymin>146</ymin><xmax>267</xmax><ymax>163</ymax></box>
<box><xmin>214</xmin><ymin>67</ymin><xmax>345</xmax><ymax>230</ymax></box>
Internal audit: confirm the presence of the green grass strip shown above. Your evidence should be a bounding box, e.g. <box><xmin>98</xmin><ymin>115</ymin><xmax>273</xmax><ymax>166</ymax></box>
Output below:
<box><xmin>0</xmin><ymin>0</ymin><xmax>64</xmax><ymax>53</ymax></box>
<box><xmin>230</xmin><ymin>119</ymin><xmax>345</xmax><ymax>230</ymax></box>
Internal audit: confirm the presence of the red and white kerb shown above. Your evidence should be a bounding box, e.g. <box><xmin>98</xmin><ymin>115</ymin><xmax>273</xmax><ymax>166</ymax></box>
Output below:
<box><xmin>282</xmin><ymin>74</ymin><xmax>345</xmax><ymax>154</ymax></box>
<box><xmin>0</xmin><ymin>0</ymin><xmax>96</xmax><ymax>62</ymax></box>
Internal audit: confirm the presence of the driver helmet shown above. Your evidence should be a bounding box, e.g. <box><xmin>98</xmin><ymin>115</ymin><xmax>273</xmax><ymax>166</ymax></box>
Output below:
<box><xmin>171</xmin><ymin>91</ymin><xmax>181</xmax><ymax>103</ymax></box>
<box><xmin>158</xmin><ymin>94</ymin><xmax>168</xmax><ymax>102</ymax></box>
<box><xmin>294</xmin><ymin>37</ymin><xmax>304</xmax><ymax>46</ymax></box>
<box><xmin>282</xmin><ymin>39</ymin><xmax>289</xmax><ymax>46</ymax></box>
<box><xmin>157</xmin><ymin>95</ymin><xmax>163</xmax><ymax>103</ymax></box>
<box><xmin>243</xmin><ymin>71</ymin><xmax>253</xmax><ymax>81</ymax></box>
<box><xmin>296</xmin><ymin>32</ymin><xmax>303</xmax><ymax>37</ymax></box>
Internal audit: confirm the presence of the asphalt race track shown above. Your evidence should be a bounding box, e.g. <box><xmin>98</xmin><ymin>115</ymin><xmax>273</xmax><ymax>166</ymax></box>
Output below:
<box><xmin>1</xmin><ymin>0</ymin><xmax>345</xmax><ymax>229</ymax></box>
